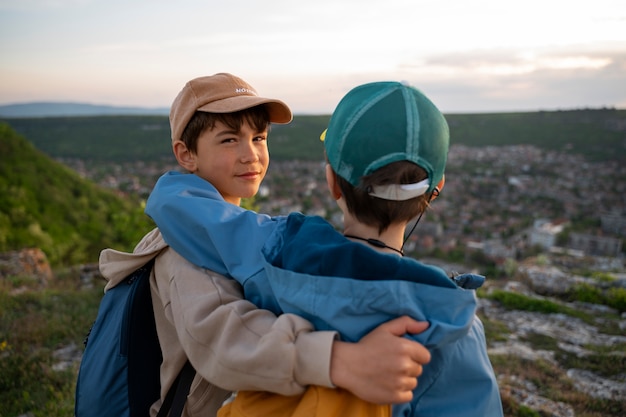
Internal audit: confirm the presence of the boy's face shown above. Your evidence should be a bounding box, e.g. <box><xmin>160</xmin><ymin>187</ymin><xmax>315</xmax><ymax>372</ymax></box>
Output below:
<box><xmin>191</xmin><ymin>119</ymin><xmax>269</xmax><ymax>205</ymax></box>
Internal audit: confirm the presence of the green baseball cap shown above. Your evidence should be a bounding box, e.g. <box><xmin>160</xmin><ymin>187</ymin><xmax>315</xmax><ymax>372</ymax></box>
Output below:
<box><xmin>322</xmin><ymin>81</ymin><xmax>449</xmax><ymax>200</ymax></box>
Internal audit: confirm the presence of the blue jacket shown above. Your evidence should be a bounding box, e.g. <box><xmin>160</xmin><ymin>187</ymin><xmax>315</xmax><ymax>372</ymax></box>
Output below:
<box><xmin>145</xmin><ymin>171</ymin><xmax>503</xmax><ymax>417</ymax></box>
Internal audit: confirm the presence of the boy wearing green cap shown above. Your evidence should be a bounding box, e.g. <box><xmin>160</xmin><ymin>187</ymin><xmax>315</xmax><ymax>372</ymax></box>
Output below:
<box><xmin>97</xmin><ymin>74</ymin><xmax>432</xmax><ymax>417</ymax></box>
<box><xmin>146</xmin><ymin>81</ymin><xmax>503</xmax><ymax>416</ymax></box>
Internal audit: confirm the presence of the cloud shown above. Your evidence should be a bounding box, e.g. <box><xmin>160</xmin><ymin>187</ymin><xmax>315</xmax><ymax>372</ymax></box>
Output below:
<box><xmin>408</xmin><ymin>49</ymin><xmax>626</xmax><ymax>113</ymax></box>
<box><xmin>0</xmin><ymin>1</ymin><xmax>624</xmax><ymax>113</ymax></box>
<box><xmin>0</xmin><ymin>0</ymin><xmax>90</xmax><ymax>11</ymax></box>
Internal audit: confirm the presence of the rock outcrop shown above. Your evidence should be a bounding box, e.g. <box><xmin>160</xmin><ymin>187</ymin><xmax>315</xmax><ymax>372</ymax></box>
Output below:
<box><xmin>0</xmin><ymin>248</ymin><xmax>52</xmax><ymax>287</ymax></box>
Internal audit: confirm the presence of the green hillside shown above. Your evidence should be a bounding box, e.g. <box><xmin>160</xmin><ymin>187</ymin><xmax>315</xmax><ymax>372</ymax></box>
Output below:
<box><xmin>3</xmin><ymin>108</ymin><xmax>625</xmax><ymax>163</ymax></box>
<box><xmin>1</xmin><ymin>115</ymin><xmax>173</xmax><ymax>163</ymax></box>
<box><xmin>0</xmin><ymin>123</ymin><xmax>154</xmax><ymax>266</ymax></box>
<box><xmin>445</xmin><ymin>109</ymin><xmax>626</xmax><ymax>161</ymax></box>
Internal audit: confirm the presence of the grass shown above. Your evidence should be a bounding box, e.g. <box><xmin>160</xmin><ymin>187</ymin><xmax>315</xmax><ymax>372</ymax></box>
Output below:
<box><xmin>566</xmin><ymin>283</ymin><xmax>626</xmax><ymax>313</ymax></box>
<box><xmin>480</xmin><ymin>315</ymin><xmax>511</xmax><ymax>343</ymax></box>
<box><xmin>487</xmin><ymin>289</ymin><xmax>598</xmax><ymax>321</ymax></box>
<box><xmin>486</xmin><ymin>287</ymin><xmax>626</xmax><ymax>336</ymax></box>
<box><xmin>521</xmin><ymin>332</ymin><xmax>626</xmax><ymax>379</ymax></box>
<box><xmin>492</xmin><ymin>355</ymin><xmax>626</xmax><ymax>417</ymax></box>
<box><xmin>2</xmin><ymin>270</ymin><xmax>624</xmax><ymax>417</ymax></box>
<box><xmin>0</xmin><ymin>269</ymin><xmax>103</xmax><ymax>417</ymax></box>
<box><xmin>556</xmin><ymin>349</ymin><xmax>626</xmax><ymax>379</ymax></box>
<box><xmin>485</xmin><ymin>287</ymin><xmax>626</xmax><ymax>417</ymax></box>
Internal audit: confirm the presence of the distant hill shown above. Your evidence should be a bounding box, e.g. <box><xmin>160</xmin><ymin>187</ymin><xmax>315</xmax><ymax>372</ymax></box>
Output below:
<box><xmin>0</xmin><ymin>123</ymin><xmax>154</xmax><ymax>266</ymax></box>
<box><xmin>2</xmin><ymin>108</ymin><xmax>625</xmax><ymax>163</ymax></box>
<box><xmin>0</xmin><ymin>101</ymin><xmax>170</xmax><ymax>118</ymax></box>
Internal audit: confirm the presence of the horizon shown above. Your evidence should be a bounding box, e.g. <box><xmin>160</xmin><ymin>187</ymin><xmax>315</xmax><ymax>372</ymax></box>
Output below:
<box><xmin>1</xmin><ymin>1</ymin><xmax>625</xmax><ymax>114</ymax></box>
<box><xmin>1</xmin><ymin>100</ymin><xmax>624</xmax><ymax>118</ymax></box>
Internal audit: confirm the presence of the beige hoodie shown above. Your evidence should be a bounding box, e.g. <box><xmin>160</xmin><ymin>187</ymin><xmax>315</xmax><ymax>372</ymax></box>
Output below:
<box><xmin>99</xmin><ymin>228</ymin><xmax>337</xmax><ymax>417</ymax></box>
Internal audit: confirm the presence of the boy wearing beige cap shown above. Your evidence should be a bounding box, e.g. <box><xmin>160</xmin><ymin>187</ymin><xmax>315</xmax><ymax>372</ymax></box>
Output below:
<box><xmin>146</xmin><ymin>80</ymin><xmax>503</xmax><ymax>416</ymax></box>
<box><xmin>98</xmin><ymin>73</ymin><xmax>432</xmax><ymax>417</ymax></box>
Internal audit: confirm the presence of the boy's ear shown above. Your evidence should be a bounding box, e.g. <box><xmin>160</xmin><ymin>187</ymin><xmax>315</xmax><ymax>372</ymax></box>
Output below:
<box><xmin>430</xmin><ymin>175</ymin><xmax>445</xmax><ymax>201</ymax></box>
<box><xmin>172</xmin><ymin>140</ymin><xmax>197</xmax><ymax>172</ymax></box>
<box><xmin>325</xmin><ymin>164</ymin><xmax>342</xmax><ymax>200</ymax></box>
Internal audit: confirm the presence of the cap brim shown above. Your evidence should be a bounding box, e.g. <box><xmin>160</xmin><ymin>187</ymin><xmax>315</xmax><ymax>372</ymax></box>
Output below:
<box><xmin>197</xmin><ymin>96</ymin><xmax>292</xmax><ymax>124</ymax></box>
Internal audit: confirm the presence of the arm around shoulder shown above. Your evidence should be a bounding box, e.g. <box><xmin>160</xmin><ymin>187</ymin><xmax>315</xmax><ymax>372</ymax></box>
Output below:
<box><xmin>154</xmin><ymin>248</ymin><xmax>337</xmax><ymax>396</ymax></box>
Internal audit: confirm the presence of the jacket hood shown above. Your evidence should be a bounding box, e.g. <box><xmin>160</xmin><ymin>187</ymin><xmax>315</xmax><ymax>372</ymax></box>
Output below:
<box><xmin>99</xmin><ymin>228</ymin><xmax>167</xmax><ymax>291</ymax></box>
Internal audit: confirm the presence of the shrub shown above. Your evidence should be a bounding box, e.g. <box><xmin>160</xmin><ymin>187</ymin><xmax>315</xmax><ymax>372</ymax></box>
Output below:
<box><xmin>567</xmin><ymin>284</ymin><xmax>626</xmax><ymax>313</ymax></box>
<box><xmin>606</xmin><ymin>287</ymin><xmax>626</xmax><ymax>313</ymax></box>
<box><xmin>488</xmin><ymin>290</ymin><xmax>563</xmax><ymax>314</ymax></box>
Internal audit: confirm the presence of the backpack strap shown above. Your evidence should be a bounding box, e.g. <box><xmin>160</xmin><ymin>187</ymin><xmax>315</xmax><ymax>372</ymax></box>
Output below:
<box><xmin>156</xmin><ymin>360</ymin><xmax>196</xmax><ymax>417</ymax></box>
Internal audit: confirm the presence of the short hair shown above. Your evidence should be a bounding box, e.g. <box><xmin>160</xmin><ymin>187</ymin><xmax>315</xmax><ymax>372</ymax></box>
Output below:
<box><xmin>337</xmin><ymin>161</ymin><xmax>431</xmax><ymax>233</ymax></box>
<box><xmin>180</xmin><ymin>105</ymin><xmax>271</xmax><ymax>153</ymax></box>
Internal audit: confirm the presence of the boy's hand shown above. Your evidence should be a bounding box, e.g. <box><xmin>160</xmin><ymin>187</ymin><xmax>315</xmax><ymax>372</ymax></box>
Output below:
<box><xmin>330</xmin><ymin>316</ymin><xmax>431</xmax><ymax>404</ymax></box>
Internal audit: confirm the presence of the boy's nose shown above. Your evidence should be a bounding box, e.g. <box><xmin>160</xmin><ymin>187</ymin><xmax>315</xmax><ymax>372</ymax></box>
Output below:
<box><xmin>240</xmin><ymin>141</ymin><xmax>259</xmax><ymax>163</ymax></box>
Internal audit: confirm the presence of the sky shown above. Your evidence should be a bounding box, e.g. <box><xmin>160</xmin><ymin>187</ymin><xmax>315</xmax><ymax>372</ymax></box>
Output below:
<box><xmin>1</xmin><ymin>0</ymin><xmax>625</xmax><ymax>114</ymax></box>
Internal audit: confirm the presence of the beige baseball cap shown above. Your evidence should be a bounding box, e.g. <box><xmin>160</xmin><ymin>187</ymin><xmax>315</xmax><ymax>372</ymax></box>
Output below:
<box><xmin>169</xmin><ymin>73</ymin><xmax>293</xmax><ymax>142</ymax></box>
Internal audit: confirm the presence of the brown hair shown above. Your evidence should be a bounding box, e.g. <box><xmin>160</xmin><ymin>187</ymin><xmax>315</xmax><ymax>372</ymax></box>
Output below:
<box><xmin>337</xmin><ymin>161</ymin><xmax>431</xmax><ymax>233</ymax></box>
<box><xmin>180</xmin><ymin>106</ymin><xmax>271</xmax><ymax>153</ymax></box>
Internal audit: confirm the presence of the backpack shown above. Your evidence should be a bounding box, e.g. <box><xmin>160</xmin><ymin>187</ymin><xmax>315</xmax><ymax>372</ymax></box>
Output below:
<box><xmin>75</xmin><ymin>259</ymin><xmax>195</xmax><ymax>417</ymax></box>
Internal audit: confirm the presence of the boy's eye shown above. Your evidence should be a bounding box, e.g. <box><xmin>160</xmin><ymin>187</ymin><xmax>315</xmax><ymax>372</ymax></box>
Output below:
<box><xmin>221</xmin><ymin>138</ymin><xmax>236</xmax><ymax>144</ymax></box>
<box><xmin>253</xmin><ymin>135</ymin><xmax>267</xmax><ymax>142</ymax></box>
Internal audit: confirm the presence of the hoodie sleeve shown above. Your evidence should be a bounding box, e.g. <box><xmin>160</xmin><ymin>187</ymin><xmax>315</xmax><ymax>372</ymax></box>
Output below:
<box><xmin>154</xmin><ymin>247</ymin><xmax>337</xmax><ymax>395</ymax></box>
<box><xmin>145</xmin><ymin>172</ymin><xmax>283</xmax><ymax>284</ymax></box>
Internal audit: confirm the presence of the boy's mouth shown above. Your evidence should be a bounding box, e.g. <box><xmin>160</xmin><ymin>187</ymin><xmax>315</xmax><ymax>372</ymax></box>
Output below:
<box><xmin>237</xmin><ymin>171</ymin><xmax>262</xmax><ymax>180</ymax></box>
